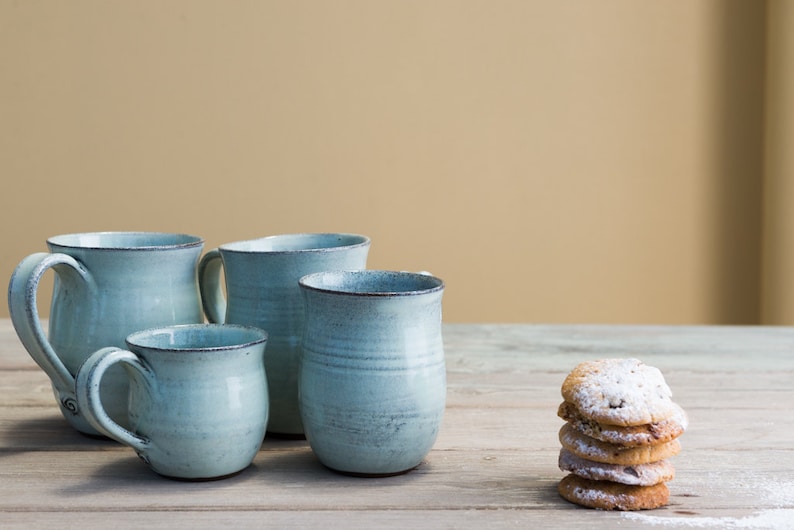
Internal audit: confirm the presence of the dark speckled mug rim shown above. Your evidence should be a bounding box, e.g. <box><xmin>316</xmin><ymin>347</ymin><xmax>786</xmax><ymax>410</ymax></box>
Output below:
<box><xmin>218</xmin><ymin>233</ymin><xmax>370</xmax><ymax>254</ymax></box>
<box><xmin>125</xmin><ymin>324</ymin><xmax>268</xmax><ymax>352</ymax></box>
<box><xmin>47</xmin><ymin>231</ymin><xmax>204</xmax><ymax>251</ymax></box>
<box><xmin>299</xmin><ymin>270</ymin><xmax>444</xmax><ymax>297</ymax></box>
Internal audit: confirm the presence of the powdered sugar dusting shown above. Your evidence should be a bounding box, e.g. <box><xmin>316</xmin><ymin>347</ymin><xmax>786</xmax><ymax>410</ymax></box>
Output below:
<box><xmin>622</xmin><ymin>479</ymin><xmax>794</xmax><ymax>528</ymax></box>
<box><xmin>563</xmin><ymin>358</ymin><xmax>677</xmax><ymax>426</ymax></box>
<box><xmin>558</xmin><ymin>448</ymin><xmax>675</xmax><ymax>486</ymax></box>
<box><xmin>622</xmin><ymin>509</ymin><xmax>794</xmax><ymax>529</ymax></box>
<box><xmin>559</xmin><ymin>423</ymin><xmax>681</xmax><ymax>465</ymax></box>
<box><xmin>756</xmin><ymin>479</ymin><xmax>794</xmax><ymax>507</ymax></box>
<box><xmin>574</xmin><ymin>484</ymin><xmax>622</xmax><ymax>503</ymax></box>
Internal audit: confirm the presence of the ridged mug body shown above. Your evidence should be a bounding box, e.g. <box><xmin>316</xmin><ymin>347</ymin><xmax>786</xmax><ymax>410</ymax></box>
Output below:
<box><xmin>199</xmin><ymin>233</ymin><xmax>370</xmax><ymax>436</ymax></box>
<box><xmin>299</xmin><ymin>270</ymin><xmax>445</xmax><ymax>476</ymax></box>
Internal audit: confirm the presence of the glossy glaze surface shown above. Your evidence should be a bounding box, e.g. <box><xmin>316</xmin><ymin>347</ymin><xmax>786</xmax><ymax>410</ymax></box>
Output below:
<box><xmin>75</xmin><ymin>324</ymin><xmax>269</xmax><ymax>480</ymax></box>
<box><xmin>8</xmin><ymin>232</ymin><xmax>204</xmax><ymax>435</ymax></box>
<box><xmin>199</xmin><ymin>233</ymin><xmax>370</xmax><ymax>436</ymax></box>
<box><xmin>299</xmin><ymin>270</ymin><xmax>445</xmax><ymax>475</ymax></box>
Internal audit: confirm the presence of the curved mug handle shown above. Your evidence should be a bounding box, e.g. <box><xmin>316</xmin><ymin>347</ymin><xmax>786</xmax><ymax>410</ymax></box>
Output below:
<box><xmin>7</xmin><ymin>252</ymin><xmax>94</xmax><ymax>409</ymax></box>
<box><xmin>75</xmin><ymin>347</ymin><xmax>153</xmax><ymax>453</ymax></box>
<box><xmin>198</xmin><ymin>248</ymin><xmax>226</xmax><ymax>323</ymax></box>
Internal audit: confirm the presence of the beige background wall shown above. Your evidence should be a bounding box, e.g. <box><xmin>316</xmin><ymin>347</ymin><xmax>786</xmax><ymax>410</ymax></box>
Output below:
<box><xmin>0</xmin><ymin>1</ymin><xmax>784</xmax><ymax>324</ymax></box>
<box><xmin>763</xmin><ymin>0</ymin><xmax>794</xmax><ymax>324</ymax></box>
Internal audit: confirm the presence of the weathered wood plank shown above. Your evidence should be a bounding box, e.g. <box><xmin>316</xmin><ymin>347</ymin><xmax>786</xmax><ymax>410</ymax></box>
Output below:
<box><xmin>4</xmin><ymin>389</ymin><xmax>793</xmax><ymax>453</ymax></box>
<box><xmin>2</xmin><ymin>321</ymin><xmax>794</xmax><ymax>527</ymax></box>
<box><xmin>4</xmin><ymin>508</ymin><xmax>794</xmax><ymax>530</ymax></box>
<box><xmin>0</xmin><ymin>510</ymin><xmax>756</xmax><ymax>530</ymax></box>
<box><xmin>0</xmin><ymin>449</ymin><xmax>791</xmax><ymax>517</ymax></box>
<box><xmin>3</xmin><ymin>366</ymin><xmax>793</xmax><ymax>411</ymax></box>
<box><xmin>443</xmin><ymin>324</ymin><xmax>794</xmax><ymax>373</ymax></box>
<box><xmin>5</xmin><ymin>323</ymin><xmax>794</xmax><ymax>372</ymax></box>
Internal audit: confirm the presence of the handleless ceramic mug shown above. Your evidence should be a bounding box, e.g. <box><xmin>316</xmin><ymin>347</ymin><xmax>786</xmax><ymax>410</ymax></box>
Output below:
<box><xmin>198</xmin><ymin>233</ymin><xmax>370</xmax><ymax>437</ymax></box>
<box><xmin>8</xmin><ymin>232</ymin><xmax>204</xmax><ymax>436</ymax></box>
<box><xmin>75</xmin><ymin>324</ymin><xmax>269</xmax><ymax>480</ymax></box>
<box><xmin>298</xmin><ymin>270</ymin><xmax>446</xmax><ymax>476</ymax></box>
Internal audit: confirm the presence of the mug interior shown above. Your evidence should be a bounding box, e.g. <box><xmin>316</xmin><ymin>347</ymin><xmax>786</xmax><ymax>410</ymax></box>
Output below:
<box><xmin>48</xmin><ymin>232</ymin><xmax>203</xmax><ymax>250</ymax></box>
<box><xmin>221</xmin><ymin>233</ymin><xmax>369</xmax><ymax>253</ymax></box>
<box><xmin>127</xmin><ymin>324</ymin><xmax>267</xmax><ymax>351</ymax></box>
<box><xmin>299</xmin><ymin>270</ymin><xmax>444</xmax><ymax>296</ymax></box>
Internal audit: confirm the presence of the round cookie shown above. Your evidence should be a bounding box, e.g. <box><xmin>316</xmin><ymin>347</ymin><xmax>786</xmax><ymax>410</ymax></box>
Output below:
<box><xmin>558</xmin><ymin>448</ymin><xmax>675</xmax><ymax>486</ymax></box>
<box><xmin>561</xmin><ymin>358</ymin><xmax>677</xmax><ymax>427</ymax></box>
<box><xmin>559</xmin><ymin>423</ymin><xmax>681</xmax><ymax>465</ymax></box>
<box><xmin>557</xmin><ymin>400</ymin><xmax>688</xmax><ymax>447</ymax></box>
<box><xmin>558</xmin><ymin>474</ymin><xmax>670</xmax><ymax>510</ymax></box>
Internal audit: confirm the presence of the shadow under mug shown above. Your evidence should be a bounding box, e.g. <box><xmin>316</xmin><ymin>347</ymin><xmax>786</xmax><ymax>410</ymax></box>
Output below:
<box><xmin>198</xmin><ymin>232</ymin><xmax>370</xmax><ymax>437</ymax></box>
<box><xmin>75</xmin><ymin>324</ymin><xmax>269</xmax><ymax>481</ymax></box>
<box><xmin>7</xmin><ymin>232</ymin><xmax>205</xmax><ymax>436</ymax></box>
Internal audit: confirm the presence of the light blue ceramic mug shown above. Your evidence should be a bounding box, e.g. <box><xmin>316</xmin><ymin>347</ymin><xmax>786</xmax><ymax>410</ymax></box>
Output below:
<box><xmin>75</xmin><ymin>324</ymin><xmax>269</xmax><ymax>481</ymax></box>
<box><xmin>7</xmin><ymin>232</ymin><xmax>204</xmax><ymax>436</ymax></box>
<box><xmin>198</xmin><ymin>233</ymin><xmax>370</xmax><ymax>437</ymax></box>
<box><xmin>298</xmin><ymin>270</ymin><xmax>446</xmax><ymax>476</ymax></box>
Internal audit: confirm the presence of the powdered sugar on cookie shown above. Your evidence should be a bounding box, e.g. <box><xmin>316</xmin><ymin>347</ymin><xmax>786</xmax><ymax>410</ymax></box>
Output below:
<box><xmin>558</xmin><ymin>448</ymin><xmax>675</xmax><ymax>486</ymax></box>
<box><xmin>558</xmin><ymin>400</ymin><xmax>688</xmax><ymax>446</ymax></box>
<box><xmin>557</xmin><ymin>358</ymin><xmax>687</xmax><ymax>511</ymax></box>
<box><xmin>561</xmin><ymin>358</ymin><xmax>677</xmax><ymax>426</ymax></box>
<box><xmin>558</xmin><ymin>474</ymin><xmax>670</xmax><ymax>511</ymax></box>
<box><xmin>559</xmin><ymin>423</ymin><xmax>681</xmax><ymax>466</ymax></box>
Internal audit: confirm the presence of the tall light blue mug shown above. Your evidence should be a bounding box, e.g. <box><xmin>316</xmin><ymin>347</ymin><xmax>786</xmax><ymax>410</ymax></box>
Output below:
<box><xmin>198</xmin><ymin>233</ymin><xmax>370</xmax><ymax>437</ymax></box>
<box><xmin>298</xmin><ymin>270</ymin><xmax>446</xmax><ymax>476</ymax></box>
<box><xmin>75</xmin><ymin>324</ymin><xmax>269</xmax><ymax>480</ymax></box>
<box><xmin>7</xmin><ymin>232</ymin><xmax>204</xmax><ymax>436</ymax></box>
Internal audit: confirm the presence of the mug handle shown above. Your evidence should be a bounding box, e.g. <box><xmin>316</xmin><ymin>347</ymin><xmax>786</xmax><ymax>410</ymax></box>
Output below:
<box><xmin>198</xmin><ymin>248</ymin><xmax>226</xmax><ymax>323</ymax></box>
<box><xmin>75</xmin><ymin>347</ymin><xmax>152</xmax><ymax>453</ymax></box>
<box><xmin>7</xmin><ymin>252</ymin><xmax>95</xmax><ymax>407</ymax></box>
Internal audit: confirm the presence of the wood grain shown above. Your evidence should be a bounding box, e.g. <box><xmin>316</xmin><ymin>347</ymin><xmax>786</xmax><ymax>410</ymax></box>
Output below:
<box><xmin>2</xmin><ymin>321</ymin><xmax>793</xmax><ymax>528</ymax></box>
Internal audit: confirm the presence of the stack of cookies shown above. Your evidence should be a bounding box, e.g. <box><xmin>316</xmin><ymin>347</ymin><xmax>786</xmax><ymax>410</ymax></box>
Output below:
<box><xmin>556</xmin><ymin>358</ymin><xmax>688</xmax><ymax>511</ymax></box>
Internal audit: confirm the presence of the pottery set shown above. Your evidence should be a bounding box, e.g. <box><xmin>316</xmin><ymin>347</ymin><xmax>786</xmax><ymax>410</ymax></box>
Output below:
<box><xmin>8</xmin><ymin>231</ymin><xmax>445</xmax><ymax>480</ymax></box>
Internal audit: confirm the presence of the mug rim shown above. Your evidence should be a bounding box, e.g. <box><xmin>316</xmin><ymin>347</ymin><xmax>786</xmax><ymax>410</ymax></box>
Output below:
<box><xmin>218</xmin><ymin>232</ymin><xmax>370</xmax><ymax>254</ymax></box>
<box><xmin>47</xmin><ymin>231</ymin><xmax>204</xmax><ymax>250</ymax></box>
<box><xmin>299</xmin><ymin>270</ymin><xmax>444</xmax><ymax>297</ymax></box>
<box><xmin>125</xmin><ymin>324</ymin><xmax>268</xmax><ymax>352</ymax></box>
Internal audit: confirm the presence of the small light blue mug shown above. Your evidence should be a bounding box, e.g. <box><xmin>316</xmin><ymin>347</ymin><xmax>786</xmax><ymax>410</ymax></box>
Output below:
<box><xmin>75</xmin><ymin>324</ymin><xmax>269</xmax><ymax>481</ymax></box>
<box><xmin>198</xmin><ymin>233</ymin><xmax>370</xmax><ymax>437</ymax></box>
<box><xmin>298</xmin><ymin>270</ymin><xmax>446</xmax><ymax>476</ymax></box>
<box><xmin>7</xmin><ymin>232</ymin><xmax>204</xmax><ymax>436</ymax></box>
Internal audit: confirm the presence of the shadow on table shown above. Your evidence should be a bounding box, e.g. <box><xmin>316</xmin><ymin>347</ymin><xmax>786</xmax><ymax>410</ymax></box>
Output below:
<box><xmin>52</xmin><ymin>436</ymin><xmax>325</xmax><ymax>496</ymax></box>
<box><xmin>1</xmin><ymin>414</ymin><xmax>121</xmax><ymax>453</ymax></box>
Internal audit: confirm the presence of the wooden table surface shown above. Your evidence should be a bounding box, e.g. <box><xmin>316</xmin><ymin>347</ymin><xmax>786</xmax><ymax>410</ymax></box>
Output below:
<box><xmin>2</xmin><ymin>319</ymin><xmax>794</xmax><ymax>529</ymax></box>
